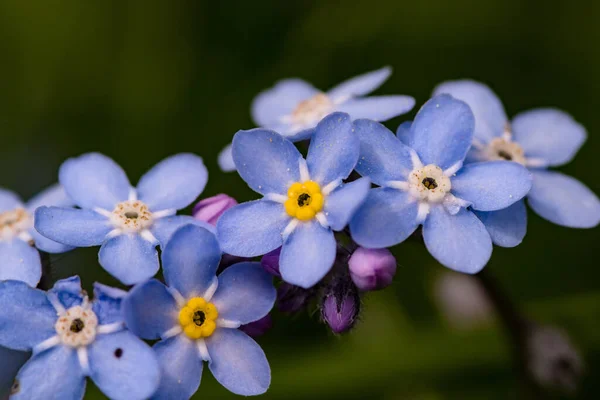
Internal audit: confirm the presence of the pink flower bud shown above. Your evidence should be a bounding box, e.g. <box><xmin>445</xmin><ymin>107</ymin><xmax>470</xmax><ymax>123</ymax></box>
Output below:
<box><xmin>192</xmin><ymin>194</ymin><xmax>237</xmax><ymax>226</ymax></box>
<box><xmin>348</xmin><ymin>247</ymin><xmax>396</xmax><ymax>291</ymax></box>
<box><xmin>239</xmin><ymin>315</ymin><xmax>273</xmax><ymax>338</ymax></box>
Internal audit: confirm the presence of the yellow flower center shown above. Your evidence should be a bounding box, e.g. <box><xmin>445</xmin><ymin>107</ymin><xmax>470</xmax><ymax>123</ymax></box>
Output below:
<box><xmin>178</xmin><ymin>297</ymin><xmax>219</xmax><ymax>339</ymax></box>
<box><xmin>284</xmin><ymin>180</ymin><xmax>324</xmax><ymax>221</ymax></box>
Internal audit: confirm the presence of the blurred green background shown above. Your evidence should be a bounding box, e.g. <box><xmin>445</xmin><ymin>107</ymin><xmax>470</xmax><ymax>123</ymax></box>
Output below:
<box><xmin>1</xmin><ymin>0</ymin><xmax>599</xmax><ymax>399</ymax></box>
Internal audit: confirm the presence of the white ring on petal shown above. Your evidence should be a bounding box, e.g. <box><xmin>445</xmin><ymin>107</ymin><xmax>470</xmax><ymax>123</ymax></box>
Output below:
<box><xmin>202</xmin><ymin>277</ymin><xmax>219</xmax><ymax>302</ymax></box>
<box><xmin>140</xmin><ymin>229</ymin><xmax>159</xmax><ymax>245</ymax></box>
<box><xmin>299</xmin><ymin>158</ymin><xmax>310</xmax><ymax>182</ymax></box>
<box><xmin>409</xmin><ymin>149</ymin><xmax>423</xmax><ymax>170</ymax></box>
<box><xmin>152</xmin><ymin>209</ymin><xmax>177</xmax><ymax>219</ymax></box>
<box><xmin>97</xmin><ymin>322</ymin><xmax>124</xmax><ymax>335</ymax></box>
<box><xmin>47</xmin><ymin>292</ymin><xmax>66</xmax><ymax>315</ymax></box>
<box><xmin>167</xmin><ymin>288</ymin><xmax>186</xmax><ymax>308</ymax></box>
<box><xmin>416</xmin><ymin>203</ymin><xmax>431</xmax><ymax>224</ymax></box>
<box><xmin>18</xmin><ymin>231</ymin><xmax>33</xmax><ymax>243</ymax></box>
<box><xmin>196</xmin><ymin>338</ymin><xmax>211</xmax><ymax>362</ymax></box>
<box><xmin>33</xmin><ymin>335</ymin><xmax>61</xmax><ymax>355</ymax></box>
<box><xmin>106</xmin><ymin>228</ymin><xmax>122</xmax><ymax>240</ymax></box>
<box><xmin>128</xmin><ymin>188</ymin><xmax>137</xmax><ymax>201</ymax></box>
<box><xmin>77</xmin><ymin>347</ymin><xmax>90</xmax><ymax>375</ymax></box>
<box><xmin>216</xmin><ymin>319</ymin><xmax>242</xmax><ymax>329</ymax></box>
<box><xmin>93</xmin><ymin>208</ymin><xmax>113</xmax><ymax>218</ymax></box>
<box><xmin>315</xmin><ymin>212</ymin><xmax>329</xmax><ymax>228</ymax></box>
<box><xmin>264</xmin><ymin>193</ymin><xmax>288</xmax><ymax>204</ymax></box>
<box><xmin>281</xmin><ymin>219</ymin><xmax>299</xmax><ymax>241</ymax></box>
<box><xmin>386</xmin><ymin>181</ymin><xmax>409</xmax><ymax>191</ymax></box>
<box><xmin>321</xmin><ymin>179</ymin><xmax>342</xmax><ymax>196</ymax></box>
<box><xmin>161</xmin><ymin>325</ymin><xmax>183</xmax><ymax>340</ymax></box>
<box><xmin>443</xmin><ymin>161</ymin><xmax>463</xmax><ymax>177</ymax></box>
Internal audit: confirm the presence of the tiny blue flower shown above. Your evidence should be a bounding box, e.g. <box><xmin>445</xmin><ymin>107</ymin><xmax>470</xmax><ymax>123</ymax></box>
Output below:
<box><xmin>0</xmin><ymin>276</ymin><xmax>160</xmax><ymax>400</ymax></box>
<box><xmin>349</xmin><ymin>94</ymin><xmax>533</xmax><ymax>274</ymax></box>
<box><xmin>34</xmin><ymin>153</ymin><xmax>211</xmax><ymax>285</ymax></box>
<box><xmin>433</xmin><ymin>80</ymin><xmax>600</xmax><ymax>245</ymax></box>
<box><xmin>0</xmin><ymin>184</ymin><xmax>73</xmax><ymax>286</ymax></box>
<box><xmin>217</xmin><ymin>112</ymin><xmax>371</xmax><ymax>288</ymax></box>
<box><xmin>0</xmin><ymin>345</ymin><xmax>29</xmax><ymax>398</ymax></box>
<box><xmin>123</xmin><ymin>225</ymin><xmax>276</xmax><ymax>398</ymax></box>
<box><xmin>218</xmin><ymin>66</ymin><xmax>415</xmax><ymax>171</ymax></box>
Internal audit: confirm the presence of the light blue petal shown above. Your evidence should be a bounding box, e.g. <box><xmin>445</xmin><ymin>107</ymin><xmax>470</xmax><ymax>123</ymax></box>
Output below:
<box><xmin>151</xmin><ymin>335</ymin><xmax>202</xmax><ymax>400</ymax></box>
<box><xmin>217</xmin><ymin>200</ymin><xmax>289</xmax><ymax>257</ymax></box>
<box><xmin>407</xmin><ymin>94</ymin><xmax>475</xmax><ymax>170</ymax></box>
<box><xmin>206</xmin><ymin>328</ymin><xmax>270</xmax><ymax>396</ymax></box>
<box><xmin>353</xmin><ymin>119</ymin><xmax>413</xmax><ymax>186</ymax></box>
<box><xmin>335</xmin><ymin>96</ymin><xmax>415</xmax><ymax>122</ymax></box>
<box><xmin>89</xmin><ymin>331</ymin><xmax>160</xmax><ymax>400</ymax></box>
<box><xmin>59</xmin><ymin>152</ymin><xmax>131</xmax><ymax>210</ymax></box>
<box><xmin>282</xmin><ymin>126</ymin><xmax>317</xmax><ymax>142</ymax></box>
<box><xmin>30</xmin><ymin>230</ymin><xmax>73</xmax><ymax>254</ymax></box>
<box><xmin>433</xmin><ymin>80</ymin><xmax>507</xmax><ymax>143</ymax></box>
<box><xmin>98</xmin><ymin>234</ymin><xmax>159</xmax><ymax>285</ymax></box>
<box><xmin>528</xmin><ymin>170</ymin><xmax>600</xmax><ymax>228</ymax></box>
<box><xmin>49</xmin><ymin>276</ymin><xmax>84</xmax><ymax>310</ymax></box>
<box><xmin>150</xmin><ymin>215</ymin><xmax>215</xmax><ymax>247</ymax></box>
<box><xmin>0</xmin><ymin>240</ymin><xmax>41</xmax><ymax>287</ymax></box>
<box><xmin>211</xmin><ymin>262</ymin><xmax>276</xmax><ymax>325</ymax></box>
<box><xmin>12</xmin><ymin>346</ymin><xmax>85</xmax><ymax>400</ymax></box>
<box><xmin>279</xmin><ymin>221</ymin><xmax>336</xmax><ymax>288</ymax></box>
<box><xmin>396</xmin><ymin>120</ymin><xmax>412</xmax><ymax>144</ymax></box>
<box><xmin>34</xmin><ymin>206</ymin><xmax>111</xmax><ymax>247</ymax></box>
<box><xmin>451</xmin><ymin>161</ymin><xmax>532</xmax><ymax>211</ymax></box>
<box><xmin>0</xmin><ymin>188</ymin><xmax>23</xmax><ymax>213</ymax></box>
<box><xmin>0</xmin><ymin>281</ymin><xmax>56</xmax><ymax>351</ymax></box>
<box><xmin>324</xmin><ymin>177</ymin><xmax>371</xmax><ymax>231</ymax></box>
<box><xmin>137</xmin><ymin>154</ymin><xmax>208</xmax><ymax>212</ymax></box>
<box><xmin>26</xmin><ymin>184</ymin><xmax>73</xmax><ymax>212</ymax></box>
<box><xmin>162</xmin><ymin>225</ymin><xmax>221</xmax><ymax>299</ymax></box>
<box><xmin>92</xmin><ymin>283</ymin><xmax>127</xmax><ymax>325</ymax></box>
<box><xmin>350</xmin><ymin>188</ymin><xmax>420</xmax><ymax>248</ymax></box>
<box><xmin>123</xmin><ymin>280</ymin><xmax>178</xmax><ymax>340</ymax></box>
<box><xmin>232</xmin><ymin>129</ymin><xmax>302</xmax><ymax>195</ymax></box>
<box><xmin>423</xmin><ymin>206</ymin><xmax>492</xmax><ymax>274</ymax></box>
<box><xmin>0</xmin><ymin>346</ymin><xmax>29</xmax><ymax>398</ymax></box>
<box><xmin>218</xmin><ymin>143</ymin><xmax>236</xmax><ymax>172</ymax></box>
<box><xmin>474</xmin><ymin>200</ymin><xmax>527</xmax><ymax>247</ymax></box>
<box><xmin>512</xmin><ymin>108</ymin><xmax>587</xmax><ymax>167</ymax></box>
<box><xmin>327</xmin><ymin>66</ymin><xmax>392</xmax><ymax>101</ymax></box>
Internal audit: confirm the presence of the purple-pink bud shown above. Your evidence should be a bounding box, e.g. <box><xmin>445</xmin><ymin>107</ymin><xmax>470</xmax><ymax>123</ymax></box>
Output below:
<box><xmin>239</xmin><ymin>314</ymin><xmax>273</xmax><ymax>338</ymax></box>
<box><xmin>260</xmin><ymin>248</ymin><xmax>281</xmax><ymax>277</ymax></box>
<box><xmin>193</xmin><ymin>194</ymin><xmax>237</xmax><ymax>226</ymax></box>
<box><xmin>348</xmin><ymin>247</ymin><xmax>396</xmax><ymax>291</ymax></box>
<box><xmin>321</xmin><ymin>281</ymin><xmax>360</xmax><ymax>334</ymax></box>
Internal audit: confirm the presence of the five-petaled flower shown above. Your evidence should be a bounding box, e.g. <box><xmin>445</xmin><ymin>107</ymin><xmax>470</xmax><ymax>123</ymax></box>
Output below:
<box><xmin>123</xmin><ymin>225</ymin><xmax>276</xmax><ymax>398</ymax></box>
<box><xmin>350</xmin><ymin>94</ymin><xmax>532</xmax><ymax>273</ymax></box>
<box><xmin>217</xmin><ymin>112</ymin><xmax>371</xmax><ymax>288</ymax></box>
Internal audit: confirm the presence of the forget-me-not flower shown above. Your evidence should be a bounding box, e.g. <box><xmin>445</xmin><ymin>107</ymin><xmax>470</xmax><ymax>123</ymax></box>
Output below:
<box><xmin>0</xmin><ymin>184</ymin><xmax>73</xmax><ymax>286</ymax></box>
<box><xmin>350</xmin><ymin>95</ymin><xmax>532</xmax><ymax>273</ymax></box>
<box><xmin>433</xmin><ymin>80</ymin><xmax>600</xmax><ymax>245</ymax></box>
<box><xmin>0</xmin><ymin>277</ymin><xmax>160</xmax><ymax>400</ymax></box>
<box><xmin>34</xmin><ymin>153</ymin><xmax>211</xmax><ymax>285</ymax></box>
<box><xmin>217</xmin><ymin>112</ymin><xmax>371</xmax><ymax>288</ymax></box>
<box><xmin>123</xmin><ymin>225</ymin><xmax>276</xmax><ymax>398</ymax></box>
<box><xmin>218</xmin><ymin>66</ymin><xmax>415</xmax><ymax>171</ymax></box>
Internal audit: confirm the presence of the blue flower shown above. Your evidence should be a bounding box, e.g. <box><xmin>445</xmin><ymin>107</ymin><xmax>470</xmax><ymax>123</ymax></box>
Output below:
<box><xmin>217</xmin><ymin>112</ymin><xmax>371</xmax><ymax>288</ymax></box>
<box><xmin>349</xmin><ymin>95</ymin><xmax>532</xmax><ymax>274</ymax></box>
<box><xmin>218</xmin><ymin>66</ymin><xmax>415</xmax><ymax>171</ymax></box>
<box><xmin>0</xmin><ymin>184</ymin><xmax>73</xmax><ymax>286</ymax></box>
<box><xmin>123</xmin><ymin>225</ymin><xmax>276</xmax><ymax>398</ymax></box>
<box><xmin>433</xmin><ymin>80</ymin><xmax>600</xmax><ymax>245</ymax></box>
<box><xmin>0</xmin><ymin>277</ymin><xmax>160</xmax><ymax>400</ymax></box>
<box><xmin>34</xmin><ymin>153</ymin><xmax>211</xmax><ymax>285</ymax></box>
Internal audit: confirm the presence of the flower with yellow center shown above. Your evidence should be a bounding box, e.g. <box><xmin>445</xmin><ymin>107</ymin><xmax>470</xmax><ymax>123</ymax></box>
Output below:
<box><xmin>284</xmin><ymin>180</ymin><xmax>324</xmax><ymax>221</ymax></box>
<box><xmin>179</xmin><ymin>297</ymin><xmax>219</xmax><ymax>339</ymax></box>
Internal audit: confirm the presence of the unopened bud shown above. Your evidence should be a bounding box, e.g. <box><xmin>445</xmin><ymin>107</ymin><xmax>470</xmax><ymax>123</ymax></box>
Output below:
<box><xmin>260</xmin><ymin>248</ymin><xmax>281</xmax><ymax>277</ymax></box>
<box><xmin>321</xmin><ymin>278</ymin><xmax>360</xmax><ymax>334</ymax></box>
<box><xmin>193</xmin><ymin>194</ymin><xmax>237</xmax><ymax>226</ymax></box>
<box><xmin>277</xmin><ymin>283</ymin><xmax>313</xmax><ymax>313</ymax></box>
<box><xmin>348</xmin><ymin>247</ymin><xmax>396</xmax><ymax>291</ymax></box>
<box><xmin>239</xmin><ymin>314</ymin><xmax>273</xmax><ymax>338</ymax></box>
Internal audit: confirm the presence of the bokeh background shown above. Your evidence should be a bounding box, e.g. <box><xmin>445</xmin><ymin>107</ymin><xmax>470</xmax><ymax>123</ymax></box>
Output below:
<box><xmin>1</xmin><ymin>0</ymin><xmax>599</xmax><ymax>399</ymax></box>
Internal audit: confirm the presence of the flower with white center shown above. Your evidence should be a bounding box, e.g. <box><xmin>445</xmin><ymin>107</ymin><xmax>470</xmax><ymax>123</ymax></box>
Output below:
<box><xmin>123</xmin><ymin>225</ymin><xmax>276</xmax><ymax>398</ymax></box>
<box><xmin>350</xmin><ymin>95</ymin><xmax>532</xmax><ymax>274</ymax></box>
<box><xmin>0</xmin><ymin>277</ymin><xmax>160</xmax><ymax>400</ymax></box>
<box><xmin>216</xmin><ymin>112</ymin><xmax>371</xmax><ymax>289</ymax></box>
<box><xmin>0</xmin><ymin>185</ymin><xmax>73</xmax><ymax>286</ymax></box>
<box><xmin>34</xmin><ymin>152</ymin><xmax>211</xmax><ymax>285</ymax></box>
<box><xmin>218</xmin><ymin>66</ymin><xmax>415</xmax><ymax>171</ymax></box>
<box><xmin>433</xmin><ymin>80</ymin><xmax>600</xmax><ymax>245</ymax></box>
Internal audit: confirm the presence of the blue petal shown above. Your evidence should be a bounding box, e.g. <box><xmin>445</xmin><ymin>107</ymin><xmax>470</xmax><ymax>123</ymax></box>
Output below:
<box><xmin>407</xmin><ymin>94</ymin><xmax>475</xmax><ymax>170</ymax></box>
<box><xmin>512</xmin><ymin>108</ymin><xmax>587</xmax><ymax>167</ymax></box>
<box><xmin>30</xmin><ymin>229</ymin><xmax>74</xmax><ymax>254</ymax></box>
<box><xmin>162</xmin><ymin>225</ymin><xmax>221</xmax><ymax>299</ymax></box>
<box><xmin>211</xmin><ymin>262</ymin><xmax>276</xmax><ymax>325</ymax></box>
<box><xmin>528</xmin><ymin>170</ymin><xmax>600</xmax><ymax>228</ymax></box>
<box><xmin>306</xmin><ymin>112</ymin><xmax>358</xmax><ymax>185</ymax></box>
<box><xmin>59</xmin><ymin>152</ymin><xmax>131</xmax><ymax>210</ymax></box>
<box><xmin>353</xmin><ymin>119</ymin><xmax>413</xmax><ymax>186</ymax></box>
<box><xmin>92</xmin><ymin>283</ymin><xmax>127</xmax><ymax>325</ymax></box>
<box><xmin>474</xmin><ymin>200</ymin><xmax>527</xmax><ymax>247</ymax></box>
<box><xmin>218</xmin><ymin>143</ymin><xmax>236</xmax><ymax>172</ymax></box>
<box><xmin>335</xmin><ymin>96</ymin><xmax>415</xmax><ymax>122</ymax></box>
<box><xmin>0</xmin><ymin>188</ymin><xmax>23</xmax><ymax>213</ymax></box>
<box><xmin>34</xmin><ymin>206</ymin><xmax>111</xmax><ymax>247</ymax></box>
<box><xmin>150</xmin><ymin>215</ymin><xmax>215</xmax><ymax>247</ymax></box>
<box><xmin>89</xmin><ymin>331</ymin><xmax>161</xmax><ymax>400</ymax></box>
<box><xmin>49</xmin><ymin>276</ymin><xmax>84</xmax><ymax>310</ymax></box>
<box><xmin>396</xmin><ymin>120</ymin><xmax>412</xmax><ymax>144</ymax></box>
<box><xmin>324</xmin><ymin>177</ymin><xmax>371</xmax><ymax>231</ymax></box>
<box><xmin>350</xmin><ymin>188</ymin><xmax>420</xmax><ymax>248</ymax></box>
<box><xmin>327</xmin><ymin>66</ymin><xmax>392</xmax><ymax>101</ymax></box>
<box><xmin>0</xmin><ymin>281</ymin><xmax>56</xmax><ymax>351</ymax></box>
<box><xmin>251</xmin><ymin>79</ymin><xmax>319</xmax><ymax>127</ymax></box>
<box><xmin>137</xmin><ymin>154</ymin><xmax>208</xmax><ymax>212</ymax></box>
<box><xmin>151</xmin><ymin>335</ymin><xmax>203</xmax><ymax>400</ymax></box>
<box><xmin>0</xmin><ymin>346</ymin><xmax>29</xmax><ymax>398</ymax></box>
<box><xmin>98</xmin><ymin>234</ymin><xmax>159</xmax><ymax>285</ymax></box>
<box><xmin>26</xmin><ymin>184</ymin><xmax>73</xmax><ymax>212</ymax></box>
<box><xmin>206</xmin><ymin>328</ymin><xmax>270</xmax><ymax>396</ymax></box>
<box><xmin>217</xmin><ymin>200</ymin><xmax>289</xmax><ymax>257</ymax></box>
<box><xmin>12</xmin><ymin>346</ymin><xmax>85</xmax><ymax>400</ymax></box>
<box><xmin>232</xmin><ymin>129</ymin><xmax>302</xmax><ymax>195</ymax></box>
<box><xmin>279</xmin><ymin>221</ymin><xmax>336</xmax><ymax>288</ymax></box>
<box><xmin>433</xmin><ymin>80</ymin><xmax>507</xmax><ymax>143</ymax></box>
<box><xmin>451</xmin><ymin>161</ymin><xmax>532</xmax><ymax>211</ymax></box>
<box><xmin>423</xmin><ymin>206</ymin><xmax>492</xmax><ymax>274</ymax></box>
<box><xmin>0</xmin><ymin>240</ymin><xmax>41</xmax><ymax>287</ymax></box>
<box><xmin>123</xmin><ymin>280</ymin><xmax>178</xmax><ymax>340</ymax></box>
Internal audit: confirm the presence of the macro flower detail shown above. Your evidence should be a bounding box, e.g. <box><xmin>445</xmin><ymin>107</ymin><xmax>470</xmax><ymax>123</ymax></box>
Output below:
<box><xmin>34</xmin><ymin>152</ymin><xmax>211</xmax><ymax>285</ymax></box>
<box><xmin>217</xmin><ymin>112</ymin><xmax>371</xmax><ymax>288</ymax></box>
<box><xmin>0</xmin><ymin>277</ymin><xmax>160</xmax><ymax>400</ymax></box>
<box><xmin>350</xmin><ymin>94</ymin><xmax>533</xmax><ymax>273</ymax></box>
<box><xmin>123</xmin><ymin>224</ymin><xmax>276</xmax><ymax>398</ymax></box>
